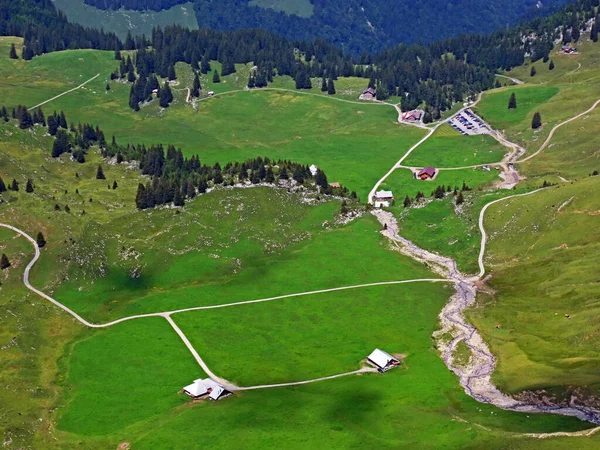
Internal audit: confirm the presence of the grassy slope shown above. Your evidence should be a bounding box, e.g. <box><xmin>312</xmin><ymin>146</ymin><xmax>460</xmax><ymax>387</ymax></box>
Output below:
<box><xmin>249</xmin><ymin>0</ymin><xmax>314</xmax><ymax>17</ymax></box>
<box><xmin>0</xmin><ymin>43</ymin><xmax>420</xmax><ymax>200</ymax></box>
<box><xmin>53</xmin><ymin>0</ymin><xmax>198</xmax><ymax>40</ymax></box>
<box><xmin>402</xmin><ymin>124</ymin><xmax>507</xmax><ymax>168</ymax></box>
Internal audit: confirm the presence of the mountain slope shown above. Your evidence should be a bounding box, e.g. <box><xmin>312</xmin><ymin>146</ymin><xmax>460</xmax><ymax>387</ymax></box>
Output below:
<box><xmin>78</xmin><ymin>0</ymin><xmax>572</xmax><ymax>52</ymax></box>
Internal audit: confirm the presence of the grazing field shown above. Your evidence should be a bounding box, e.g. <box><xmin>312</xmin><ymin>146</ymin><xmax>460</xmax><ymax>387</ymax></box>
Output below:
<box><xmin>402</xmin><ymin>125</ymin><xmax>507</xmax><ymax>168</ymax></box>
<box><xmin>0</xmin><ymin>46</ymin><xmax>419</xmax><ymax>199</ymax></box>
<box><xmin>469</xmin><ymin>177</ymin><xmax>600</xmax><ymax>394</ymax></box>
<box><xmin>380</xmin><ymin>167</ymin><xmax>499</xmax><ymax>201</ymax></box>
<box><xmin>53</xmin><ymin>0</ymin><xmax>198</xmax><ymax>40</ymax></box>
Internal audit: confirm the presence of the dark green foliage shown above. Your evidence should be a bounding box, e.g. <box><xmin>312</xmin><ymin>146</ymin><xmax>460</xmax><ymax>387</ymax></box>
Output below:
<box><xmin>549</xmin><ymin>59</ymin><xmax>555</xmax><ymax>70</ymax></box>
<box><xmin>52</xmin><ymin>129</ymin><xmax>71</xmax><ymax>157</ymax></box>
<box><xmin>327</xmin><ymin>77</ymin><xmax>336</xmax><ymax>95</ymax></box>
<box><xmin>530</xmin><ymin>66</ymin><xmax>537</xmax><ymax>77</ymax></box>
<box><xmin>212</xmin><ymin>69</ymin><xmax>220</xmax><ymax>83</ymax></box>
<box><xmin>456</xmin><ymin>191</ymin><xmax>464</xmax><ymax>205</ymax></box>
<box><xmin>96</xmin><ymin>165</ymin><xmax>106</xmax><ymax>180</ymax></box>
<box><xmin>168</xmin><ymin>65</ymin><xmax>177</xmax><ymax>80</ymax></box>
<box><xmin>65</xmin><ymin>204</ymin><xmax>70</xmax><ymax>213</ymax></box>
<box><xmin>9</xmin><ymin>43</ymin><xmax>18</xmax><ymax>59</ymax></box>
<box><xmin>321</xmin><ymin>77</ymin><xmax>327</xmax><ymax>92</ymax></box>
<box><xmin>294</xmin><ymin>68</ymin><xmax>311</xmax><ymax>89</ymax></box>
<box><xmin>113</xmin><ymin>181</ymin><xmax>118</xmax><ymax>189</ymax></box>
<box><xmin>532</xmin><ymin>112</ymin><xmax>542</xmax><ymax>129</ymax></box>
<box><xmin>403</xmin><ymin>195</ymin><xmax>411</xmax><ymax>207</ymax></box>
<box><xmin>0</xmin><ymin>253</ymin><xmax>10</xmax><ymax>270</ymax></box>
<box><xmin>508</xmin><ymin>93</ymin><xmax>517</xmax><ymax>110</ymax></box>
<box><xmin>192</xmin><ymin>72</ymin><xmax>201</xmax><ymax>97</ymax></box>
<box><xmin>10</xmin><ymin>179</ymin><xmax>19</xmax><ymax>191</ymax></box>
<box><xmin>17</xmin><ymin>105</ymin><xmax>33</xmax><ymax>129</ymax></box>
<box><xmin>25</xmin><ymin>179</ymin><xmax>34</xmax><ymax>193</ymax></box>
<box><xmin>592</xmin><ymin>22</ymin><xmax>598</xmax><ymax>42</ymax></box>
<box><xmin>106</xmin><ymin>83</ymin><xmax>111</xmax><ymax>91</ymax></box>
<box><xmin>159</xmin><ymin>81</ymin><xmax>173</xmax><ymax>108</ymax></box>
<box><xmin>35</xmin><ymin>231</ymin><xmax>46</xmax><ymax>248</ymax></box>
<box><xmin>0</xmin><ymin>177</ymin><xmax>5</xmax><ymax>192</ymax></box>
<box><xmin>200</xmin><ymin>55</ymin><xmax>211</xmax><ymax>74</ymax></box>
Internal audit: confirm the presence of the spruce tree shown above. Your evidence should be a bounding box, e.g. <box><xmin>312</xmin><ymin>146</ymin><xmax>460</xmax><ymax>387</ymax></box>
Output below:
<box><xmin>531</xmin><ymin>112</ymin><xmax>542</xmax><ymax>129</ymax></box>
<box><xmin>403</xmin><ymin>195</ymin><xmax>411</xmax><ymax>207</ymax></box>
<box><xmin>192</xmin><ymin>72</ymin><xmax>201</xmax><ymax>97</ymax></box>
<box><xmin>9</xmin><ymin>44</ymin><xmax>18</xmax><ymax>60</ymax></box>
<box><xmin>106</xmin><ymin>83</ymin><xmax>111</xmax><ymax>91</ymax></box>
<box><xmin>25</xmin><ymin>179</ymin><xmax>34</xmax><ymax>193</ymax></box>
<box><xmin>592</xmin><ymin>23</ymin><xmax>598</xmax><ymax>43</ymax></box>
<box><xmin>18</xmin><ymin>106</ymin><xmax>33</xmax><ymax>129</ymax></box>
<box><xmin>59</xmin><ymin>111</ymin><xmax>67</xmax><ymax>129</ymax></box>
<box><xmin>212</xmin><ymin>69</ymin><xmax>221</xmax><ymax>83</ymax></box>
<box><xmin>168</xmin><ymin>65</ymin><xmax>177</xmax><ymax>81</ymax></box>
<box><xmin>279</xmin><ymin>166</ymin><xmax>289</xmax><ymax>180</ymax></box>
<box><xmin>508</xmin><ymin>93</ymin><xmax>517</xmax><ymax>110</ymax></box>
<box><xmin>113</xmin><ymin>181</ymin><xmax>118</xmax><ymax>189</ymax></box>
<box><xmin>159</xmin><ymin>81</ymin><xmax>173</xmax><ymax>108</ymax></box>
<box><xmin>456</xmin><ymin>191</ymin><xmax>464</xmax><ymax>205</ymax></box>
<box><xmin>65</xmin><ymin>205</ymin><xmax>70</xmax><ymax>213</ymax></box>
<box><xmin>549</xmin><ymin>60</ymin><xmax>555</xmax><ymax>70</ymax></box>
<box><xmin>114</xmin><ymin>48</ymin><xmax>121</xmax><ymax>60</ymax></box>
<box><xmin>173</xmin><ymin>189</ymin><xmax>185</xmax><ymax>207</ymax></box>
<box><xmin>200</xmin><ymin>55</ymin><xmax>211</xmax><ymax>74</ymax></box>
<box><xmin>127</xmin><ymin>67</ymin><xmax>136</xmax><ymax>83</ymax></box>
<box><xmin>321</xmin><ymin>77</ymin><xmax>327</xmax><ymax>92</ymax></box>
<box><xmin>52</xmin><ymin>130</ymin><xmax>70</xmax><ymax>157</ymax></box>
<box><xmin>0</xmin><ymin>176</ymin><xmax>5</xmax><ymax>192</ymax></box>
<box><xmin>0</xmin><ymin>254</ymin><xmax>10</xmax><ymax>270</ymax></box>
<box><xmin>10</xmin><ymin>179</ymin><xmax>18</xmax><ymax>191</ymax></box>
<box><xmin>327</xmin><ymin>77</ymin><xmax>336</xmax><ymax>95</ymax></box>
<box><xmin>530</xmin><ymin>66</ymin><xmax>537</xmax><ymax>77</ymax></box>
<box><xmin>96</xmin><ymin>165</ymin><xmax>106</xmax><ymax>180</ymax></box>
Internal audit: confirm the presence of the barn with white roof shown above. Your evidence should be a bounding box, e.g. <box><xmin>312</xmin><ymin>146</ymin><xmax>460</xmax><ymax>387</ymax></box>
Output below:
<box><xmin>183</xmin><ymin>378</ymin><xmax>230</xmax><ymax>401</ymax></box>
<box><xmin>367</xmin><ymin>348</ymin><xmax>400</xmax><ymax>372</ymax></box>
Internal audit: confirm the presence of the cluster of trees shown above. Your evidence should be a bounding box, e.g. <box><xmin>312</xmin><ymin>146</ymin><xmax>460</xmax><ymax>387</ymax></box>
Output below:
<box><xmin>96</xmin><ymin>138</ymin><xmax>356</xmax><ymax>209</ymax></box>
<box><xmin>83</xmin><ymin>0</ymin><xmax>572</xmax><ymax>54</ymax></box>
<box><xmin>402</xmin><ymin>182</ymin><xmax>472</xmax><ymax>207</ymax></box>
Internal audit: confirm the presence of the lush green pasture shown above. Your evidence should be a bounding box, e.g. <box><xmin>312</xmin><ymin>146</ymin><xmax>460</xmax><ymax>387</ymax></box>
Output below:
<box><xmin>402</xmin><ymin>125</ymin><xmax>507</xmax><ymax>168</ymax></box>
<box><xmin>469</xmin><ymin>177</ymin><xmax>600</xmax><ymax>394</ymax></box>
<box><xmin>381</xmin><ymin>167</ymin><xmax>499</xmax><ymax>201</ymax></box>
<box><xmin>52</xmin><ymin>282</ymin><xmax>593</xmax><ymax>449</ymax></box>
<box><xmin>57</xmin><ymin>317</ymin><xmax>200</xmax><ymax>435</ymax></box>
<box><xmin>0</xmin><ymin>46</ymin><xmax>418</xmax><ymax>199</ymax></box>
<box><xmin>53</xmin><ymin>0</ymin><xmax>198</xmax><ymax>40</ymax></box>
<box><xmin>475</xmin><ymin>86</ymin><xmax>559</xmax><ymax>132</ymax></box>
<box><xmin>174</xmin><ymin>283</ymin><xmax>451</xmax><ymax>385</ymax></box>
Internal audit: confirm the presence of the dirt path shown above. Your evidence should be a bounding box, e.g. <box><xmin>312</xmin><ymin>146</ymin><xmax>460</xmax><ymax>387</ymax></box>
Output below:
<box><xmin>29</xmin><ymin>73</ymin><xmax>100</xmax><ymax>110</ymax></box>
<box><xmin>495</xmin><ymin>74</ymin><xmax>524</xmax><ymax>85</ymax></box>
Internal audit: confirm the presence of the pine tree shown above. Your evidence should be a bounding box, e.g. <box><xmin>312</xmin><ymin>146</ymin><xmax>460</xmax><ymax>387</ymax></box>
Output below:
<box><xmin>25</xmin><ymin>179</ymin><xmax>34</xmax><ymax>193</ymax></box>
<box><xmin>0</xmin><ymin>176</ymin><xmax>5</xmax><ymax>192</ymax></box>
<box><xmin>279</xmin><ymin>166</ymin><xmax>289</xmax><ymax>180</ymax></box>
<box><xmin>168</xmin><ymin>65</ymin><xmax>177</xmax><ymax>81</ymax></box>
<box><xmin>10</xmin><ymin>179</ymin><xmax>18</xmax><ymax>191</ymax></box>
<box><xmin>96</xmin><ymin>165</ymin><xmax>106</xmax><ymax>180</ymax></box>
<box><xmin>327</xmin><ymin>77</ymin><xmax>336</xmax><ymax>95</ymax></box>
<box><xmin>22</xmin><ymin>46</ymin><xmax>33</xmax><ymax>60</ymax></box>
<box><xmin>135</xmin><ymin>183</ymin><xmax>145</xmax><ymax>209</ymax></box>
<box><xmin>127</xmin><ymin>67</ymin><xmax>136</xmax><ymax>82</ymax></box>
<box><xmin>113</xmin><ymin>181</ymin><xmax>118</xmax><ymax>189</ymax></box>
<box><xmin>52</xmin><ymin>129</ymin><xmax>70</xmax><ymax>157</ymax></box>
<box><xmin>65</xmin><ymin>205</ymin><xmax>70</xmax><ymax>213</ymax></box>
<box><xmin>0</xmin><ymin>254</ymin><xmax>10</xmax><ymax>270</ymax></box>
<box><xmin>572</xmin><ymin>26</ymin><xmax>580</xmax><ymax>43</ymax></box>
<box><xmin>212</xmin><ymin>69</ymin><xmax>221</xmax><ymax>83</ymax></box>
<box><xmin>59</xmin><ymin>111</ymin><xmax>67</xmax><ymax>129</ymax></box>
<box><xmin>321</xmin><ymin>77</ymin><xmax>327</xmax><ymax>92</ymax></box>
<box><xmin>106</xmin><ymin>83</ymin><xmax>111</xmax><ymax>91</ymax></box>
<box><xmin>403</xmin><ymin>195</ymin><xmax>411</xmax><ymax>207</ymax></box>
<box><xmin>114</xmin><ymin>48</ymin><xmax>121</xmax><ymax>60</ymax></box>
<box><xmin>531</xmin><ymin>112</ymin><xmax>542</xmax><ymax>129</ymax></box>
<box><xmin>456</xmin><ymin>191</ymin><xmax>464</xmax><ymax>205</ymax></box>
<box><xmin>592</xmin><ymin>23</ymin><xmax>599</xmax><ymax>43</ymax></box>
<box><xmin>530</xmin><ymin>66</ymin><xmax>537</xmax><ymax>77</ymax></box>
<box><xmin>173</xmin><ymin>188</ymin><xmax>185</xmax><ymax>207</ymax></box>
<box><xmin>192</xmin><ymin>72</ymin><xmax>201</xmax><ymax>97</ymax></box>
<box><xmin>124</xmin><ymin>31</ymin><xmax>135</xmax><ymax>50</ymax></box>
<box><xmin>508</xmin><ymin>93</ymin><xmax>517</xmax><ymax>109</ymax></box>
<box><xmin>549</xmin><ymin>60</ymin><xmax>555</xmax><ymax>70</ymax></box>
<box><xmin>159</xmin><ymin>81</ymin><xmax>173</xmax><ymax>108</ymax></box>
<box><xmin>200</xmin><ymin>55</ymin><xmax>211</xmax><ymax>74</ymax></box>
<box><xmin>9</xmin><ymin>44</ymin><xmax>18</xmax><ymax>60</ymax></box>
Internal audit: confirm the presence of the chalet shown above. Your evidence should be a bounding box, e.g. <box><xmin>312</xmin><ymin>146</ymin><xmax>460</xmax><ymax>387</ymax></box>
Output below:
<box><xmin>367</xmin><ymin>348</ymin><xmax>400</xmax><ymax>372</ymax></box>
<box><xmin>183</xmin><ymin>378</ymin><xmax>230</xmax><ymax>401</ymax></box>
<box><xmin>402</xmin><ymin>110</ymin><xmax>423</xmax><ymax>122</ymax></box>
<box><xmin>374</xmin><ymin>190</ymin><xmax>394</xmax><ymax>208</ymax></box>
<box><xmin>417</xmin><ymin>166</ymin><xmax>436</xmax><ymax>180</ymax></box>
<box><xmin>359</xmin><ymin>87</ymin><xmax>377</xmax><ymax>100</ymax></box>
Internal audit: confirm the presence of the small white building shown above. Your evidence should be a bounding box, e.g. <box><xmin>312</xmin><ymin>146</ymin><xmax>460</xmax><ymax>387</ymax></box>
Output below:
<box><xmin>183</xmin><ymin>378</ymin><xmax>230</xmax><ymax>401</ymax></box>
<box><xmin>374</xmin><ymin>190</ymin><xmax>394</xmax><ymax>208</ymax></box>
<box><xmin>367</xmin><ymin>348</ymin><xmax>400</xmax><ymax>372</ymax></box>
